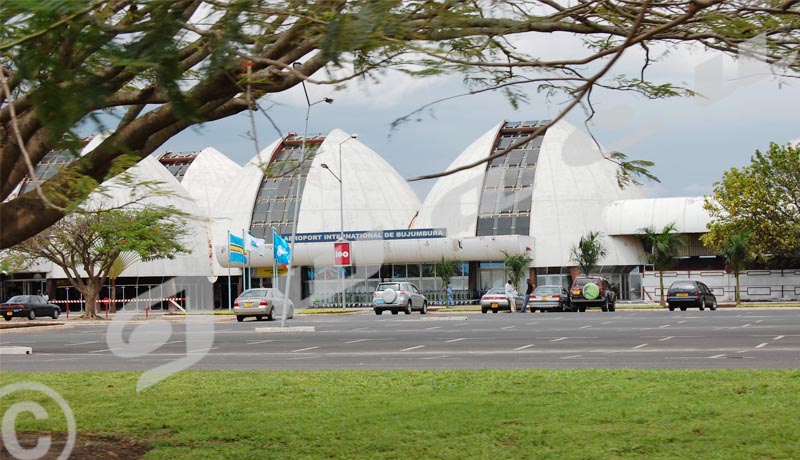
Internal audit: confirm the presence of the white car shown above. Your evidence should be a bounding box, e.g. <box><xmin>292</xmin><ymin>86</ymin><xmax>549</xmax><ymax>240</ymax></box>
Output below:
<box><xmin>233</xmin><ymin>288</ymin><xmax>294</xmax><ymax>322</ymax></box>
<box><xmin>372</xmin><ymin>282</ymin><xmax>428</xmax><ymax>315</ymax></box>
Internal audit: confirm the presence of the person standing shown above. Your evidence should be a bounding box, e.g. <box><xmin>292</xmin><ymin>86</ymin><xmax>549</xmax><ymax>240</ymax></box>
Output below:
<box><xmin>504</xmin><ymin>279</ymin><xmax>517</xmax><ymax>313</ymax></box>
<box><xmin>446</xmin><ymin>282</ymin><xmax>454</xmax><ymax>307</ymax></box>
<box><xmin>520</xmin><ymin>278</ymin><xmax>534</xmax><ymax>313</ymax></box>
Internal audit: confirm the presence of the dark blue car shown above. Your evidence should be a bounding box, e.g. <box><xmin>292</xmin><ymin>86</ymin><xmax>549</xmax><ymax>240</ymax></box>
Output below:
<box><xmin>1</xmin><ymin>295</ymin><xmax>61</xmax><ymax>320</ymax></box>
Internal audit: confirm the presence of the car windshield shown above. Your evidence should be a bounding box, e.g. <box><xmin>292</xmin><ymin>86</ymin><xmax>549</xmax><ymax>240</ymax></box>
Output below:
<box><xmin>6</xmin><ymin>295</ymin><xmax>30</xmax><ymax>303</ymax></box>
<box><xmin>534</xmin><ymin>286</ymin><xmax>561</xmax><ymax>295</ymax></box>
<box><xmin>574</xmin><ymin>278</ymin><xmax>598</xmax><ymax>287</ymax></box>
<box><xmin>484</xmin><ymin>288</ymin><xmax>505</xmax><ymax>295</ymax></box>
<box><xmin>376</xmin><ymin>283</ymin><xmax>400</xmax><ymax>291</ymax></box>
<box><xmin>670</xmin><ymin>282</ymin><xmax>697</xmax><ymax>290</ymax></box>
<box><xmin>239</xmin><ymin>289</ymin><xmax>271</xmax><ymax>298</ymax></box>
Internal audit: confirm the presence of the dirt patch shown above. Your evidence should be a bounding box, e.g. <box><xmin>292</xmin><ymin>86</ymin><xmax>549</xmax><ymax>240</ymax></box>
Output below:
<box><xmin>1</xmin><ymin>431</ymin><xmax>150</xmax><ymax>459</ymax></box>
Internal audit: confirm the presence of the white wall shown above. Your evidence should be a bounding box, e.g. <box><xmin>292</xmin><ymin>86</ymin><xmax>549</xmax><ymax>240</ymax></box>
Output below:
<box><xmin>642</xmin><ymin>269</ymin><xmax>800</xmax><ymax>303</ymax></box>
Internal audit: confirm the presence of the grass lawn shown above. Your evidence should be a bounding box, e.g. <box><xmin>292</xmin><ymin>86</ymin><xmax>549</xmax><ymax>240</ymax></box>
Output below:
<box><xmin>1</xmin><ymin>370</ymin><xmax>799</xmax><ymax>459</ymax></box>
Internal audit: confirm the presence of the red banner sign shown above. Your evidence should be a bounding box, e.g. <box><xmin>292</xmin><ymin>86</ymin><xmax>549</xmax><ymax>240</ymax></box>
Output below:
<box><xmin>334</xmin><ymin>242</ymin><xmax>351</xmax><ymax>266</ymax></box>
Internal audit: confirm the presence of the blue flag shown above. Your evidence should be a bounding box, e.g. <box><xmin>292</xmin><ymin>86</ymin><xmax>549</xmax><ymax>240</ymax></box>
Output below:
<box><xmin>229</xmin><ymin>233</ymin><xmax>247</xmax><ymax>265</ymax></box>
<box><xmin>273</xmin><ymin>230</ymin><xmax>290</xmax><ymax>266</ymax></box>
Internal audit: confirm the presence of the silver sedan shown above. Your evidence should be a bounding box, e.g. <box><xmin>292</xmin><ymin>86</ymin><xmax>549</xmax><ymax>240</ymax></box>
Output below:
<box><xmin>233</xmin><ymin>288</ymin><xmax>294</xmax><ymax>322</ymax></box>
<box><xmin>480</xmin><ymin>288</ymin><xmax>523</xmax><ymax>313</ymax></box>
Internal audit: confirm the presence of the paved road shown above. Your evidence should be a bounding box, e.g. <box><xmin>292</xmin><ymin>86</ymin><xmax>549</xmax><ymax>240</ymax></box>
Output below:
<box><xmin>2</xmin><ymin>309</ymin><xmax>799</xmax><ymax>371</ymax></box>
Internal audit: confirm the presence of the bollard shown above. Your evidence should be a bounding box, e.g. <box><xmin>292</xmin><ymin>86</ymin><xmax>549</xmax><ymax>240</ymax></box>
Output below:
<box><xmin>146</xmin><ymin>306</ymin><xmax>149</xmax><ymax>319</ymax></box>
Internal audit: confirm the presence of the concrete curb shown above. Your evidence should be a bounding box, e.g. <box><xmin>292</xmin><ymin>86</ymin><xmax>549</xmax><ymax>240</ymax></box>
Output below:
<box><xmin>0</xmin><ymin>346</ymin><xmax>32</xmax><ymax>355</ymax></box>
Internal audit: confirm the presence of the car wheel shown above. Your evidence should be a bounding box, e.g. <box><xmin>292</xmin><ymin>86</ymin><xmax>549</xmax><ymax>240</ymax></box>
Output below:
<box><xmin>710</xmin><ymin>300</ymin><xmax>717</xmax><ymax>311</ymax></box>
<box><xmin>256</xmin><ymin>315</ymin><xmax>263</xmax><ymax>321</ymax></box>
<box><xmin>668</xmin><ymin>304</ymin><xmax>675</xmax><ymax>311</ymax></box>
<box><xmin>374</xmin><ymin>309</ymin><xmax>383</xmax><ymax>315</ymax></box>
<box><xmin>266</xmin><ymin>310</ymin><xmax>274</xmax><ymax>321</ymax></box>
<box><xmin>236</xmin><ymin>315</ymin><xmax>244</xmax><ymax>322</ymax></box>
<box><xmin>579</xmin><ymin>306</ymin><xmax>586</xmax><ymax>312</ymax></box>
<box><xmin>4</xmin><ymin>316</ymin><xmax>12</xmax><ymax>321</ymax></box>
<box><xmin>391</xmin><ymin>310</ymin><xmax>399</xmax><ymax>315</ymax></box>
<box><xmin>404</xmin><ymin>303</ymin><xmax>412</xmax><ymax>315</ymax></box>
<box><xmin>27</xmin><ymin>310</ymin><xmax>35</xmax><ymax>320</ymax></box>
<box><xmin>492</xmin><ymin>308</ymin><xmax>498</xmax><ymax>314</ymax></box>
<box><xmin>699</xmin><ymin>299</ymin><xmax>705</xmax><ymax>311</ymax></box>
<box><xmin>421</xmin><ymin>302</ymin><xmax>428</xmax><ymax>314</ymax></box>
<box><xmin>51</xmin><ymin>309</ymin><xmax>60</xmax><ymax>319</ymax></box>
<box><xmin>680</xmin><ymin>306</ymin><xmax>687</xmax><ymax>311</ymax></box>
<box><xmin>481</xmin><ymin>307</ymin><xmax>487</xmax><ymax>314</ymax></box>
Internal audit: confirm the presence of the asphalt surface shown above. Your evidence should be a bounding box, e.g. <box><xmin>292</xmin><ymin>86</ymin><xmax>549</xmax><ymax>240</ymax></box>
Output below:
<box><xmin>1</xmin><ymin>309</ymin><xmax>799</xmax><ymax>371</ymax></box>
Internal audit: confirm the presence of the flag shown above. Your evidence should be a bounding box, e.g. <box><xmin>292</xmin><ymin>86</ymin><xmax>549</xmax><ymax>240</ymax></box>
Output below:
<box><xmin>229</xmin><ymin>233</ymin><xmax>247</xmax><ymax>265</ymax></box>
<box><xmin>273</xmin><ymin>229</ymin><xmax>290</xmax><ymax>267</ymax></box>
<box><xmin>245</xmin><ymin>232</ymin><xmax>267</xmax><ymax>257</ymax></box>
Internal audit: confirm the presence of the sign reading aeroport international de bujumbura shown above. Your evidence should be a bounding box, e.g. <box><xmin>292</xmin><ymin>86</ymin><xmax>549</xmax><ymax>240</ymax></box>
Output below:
<box><xmin>285</xmin><ymin>228</ymin><xmax>448</xmax><ymax>243</ymax></box>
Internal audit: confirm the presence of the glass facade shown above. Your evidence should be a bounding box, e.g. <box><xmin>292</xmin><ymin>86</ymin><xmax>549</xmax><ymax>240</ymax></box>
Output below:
<box><xmin>475</xmin><ymin>120</ymin><xmax>547</xmax><ymax>236</ymax></box>
<box><xmin>19</xmin><ymin>149</ymin><xmax>80</xmax><ymax>194</ymax></box>
<box><xmin>247</xmin><ymin>135</ymin><xmax>323</xmax><ymax>239</ymax></box>
<box><xmin>157</xmin><ymin>151</ymin><xmax>200</xmax><ymax>181</ymax></box>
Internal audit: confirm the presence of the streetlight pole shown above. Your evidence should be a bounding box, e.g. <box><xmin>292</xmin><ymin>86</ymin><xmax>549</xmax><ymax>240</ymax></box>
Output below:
<box><xmin>322</xmin><ymin>134</ymin><xmax>356</xmax><ymax>309</ymax></box>
<box><xmin>281</xmin><ymin>62</ymin><xmax>333</xmax><ymax>327</ymax></box>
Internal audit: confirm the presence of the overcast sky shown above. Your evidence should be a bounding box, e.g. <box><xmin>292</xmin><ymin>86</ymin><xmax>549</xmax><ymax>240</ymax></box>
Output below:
<box><xmin>160</xmin><ymin>37</ymin><xmax>800</xmax><ymax>202</ymax></box>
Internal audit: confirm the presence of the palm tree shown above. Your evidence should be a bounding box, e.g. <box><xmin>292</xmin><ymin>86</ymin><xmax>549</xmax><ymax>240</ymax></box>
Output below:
<box><xmin>434</xmin><ymin>258</ymin><xmax>458</xmax><ymax>307</ymax></box>
<box><xmin>639</xmin><ymin>223</ymin><xmax>685</xmax><ymax>307</ymax></box>
<box><xmin>570</xmin><ymin>231</ymin><xmax>607</xmax><ymax>277</ymax></box>
<box><xmin>107</xmin><ymin>252</ymin><xmax>139</xmax><ymax>313</ymax></box>
<box><xmin>501</xmin><ymin>250</ymin><xmax>533</xmax><ymax>291</ymax></box>
<box><xmin>721</xmin><ymin>230</ymin><xmax>751</xmax><ymax>306</ymax></box>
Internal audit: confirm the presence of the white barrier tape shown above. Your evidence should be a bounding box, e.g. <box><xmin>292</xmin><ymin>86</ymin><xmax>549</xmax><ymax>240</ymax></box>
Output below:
<box><xmin>51</xmin><ymin>298</ymin><xmax>186</xmax><ymax>304</ymax></box>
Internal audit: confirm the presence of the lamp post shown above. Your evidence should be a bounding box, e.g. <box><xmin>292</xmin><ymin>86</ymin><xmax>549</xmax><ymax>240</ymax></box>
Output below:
<box><xmin>321</xmin><ymin>134</ymin><xmax>356</xmax><ymax>309</ymax></box>
<box><xmin>281</xmin><ymin>62</ymin><xmax>333</xmax><ymax>327</ymax></box>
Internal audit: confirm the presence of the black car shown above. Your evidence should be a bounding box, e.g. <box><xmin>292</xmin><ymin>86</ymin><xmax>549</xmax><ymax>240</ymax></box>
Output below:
<box><xmin>1</xmin><ymin>295</ymin><xmax>61</xmax><ymax>320</ymax></box>
<box><xmin>667</xmin><ymin>280</ymin><xmax>717</xmax><ymax>311</ymax></box>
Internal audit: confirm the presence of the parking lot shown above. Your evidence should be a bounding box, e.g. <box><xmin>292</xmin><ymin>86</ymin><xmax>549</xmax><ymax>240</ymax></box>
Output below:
<box><xmin>2</xmin><ymin>309</ymin><xmax>799</xmax><ymax>371</ymax></box>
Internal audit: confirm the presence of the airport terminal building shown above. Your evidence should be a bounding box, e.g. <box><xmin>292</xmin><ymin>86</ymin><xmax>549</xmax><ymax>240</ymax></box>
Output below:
<box><xmin>6</xmin><ymin>119</ymin><xmax>794</xmax><ymax>309</ymax></box>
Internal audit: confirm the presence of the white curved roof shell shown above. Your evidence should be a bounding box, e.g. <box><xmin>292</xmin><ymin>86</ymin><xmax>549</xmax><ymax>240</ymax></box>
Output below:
<box><xmin>210</xmin><ymin>130</ymin><xmax>421</xmax><ymax>272</ymax></box>
<box><xmin>415</xmin><ymin>121</ymin><xmax>504</xmax><ymax>237</ymax></box>
<box><xmin>416</xmin><ymin>119</ymin><xmax>647</xmax><ymax>267</ymax></box>
<box><xmin>531</xmin><ymin>120</ymin><xmax>645</xmax><ymax>267</ymax></box>
<box><xmin>179</xmin><ymin>147</ymin><xmax>241</xmax><ymax>217</ymax></box>
<box><xmin>605</xmin><ymin>197</ymin><xmax>711</xmax><ymax>235</ymax></box>
<box><xmin>48</xmin><ymin>156</ymin><xmax>213</xmax><ymax>278</ymax></box>
<box><xmin>298</xmin><ymin>129</ymin><xmax>420</xmax><ymax>233</ymax></box>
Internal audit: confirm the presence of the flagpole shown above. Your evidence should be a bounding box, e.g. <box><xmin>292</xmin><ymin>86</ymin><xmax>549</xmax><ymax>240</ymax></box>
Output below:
<box><xmin>242</xmin><ymin>229</ymin><xmax>248</xmax><ymax>291</ymax></box>
<box><xmin>227</xmin><ymin>230</ymin><xmax>232</xmax><ymax>311</ymax></box>
<box><xmin>271</xmin><ymin>228</ymin><xmax>278</xmax><ymax>295</ymax></box>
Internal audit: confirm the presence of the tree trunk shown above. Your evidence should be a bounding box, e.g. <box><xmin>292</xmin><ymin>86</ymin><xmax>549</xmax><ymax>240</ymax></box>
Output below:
<box><xmin>110</xmin><ymin>278</ymin><xmax>118</xmax><ymax>313</ymax></box>
<box><xmin>78</xmin><ymin>279</ymin><xmax>103</xmax><ymax>320</ymax></box>
<box><xmin>735</xmin><ymin>271</ymin><xmax>741</xmax><ymax>307</ymax></box>
<box><xmin>658</xmin><ymin>271</ymin><xmax>665</xmax><ymax>307</ymax></box>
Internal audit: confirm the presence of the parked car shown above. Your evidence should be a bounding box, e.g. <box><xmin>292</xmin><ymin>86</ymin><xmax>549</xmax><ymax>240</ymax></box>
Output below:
<box><xmin>1</xmin><ymin>295</ymin><xmax>61</xmax><ymax>321</ymax></box>
<box><xmin>528</xmin><ymin>285</ymin><xmax>571</xmax><ymax>312</ymax></box>
<box><xmin>480</xmin><ymin>287</ymin><xmax>524</xmax><ymax>314</ymax></box>
<box><xmin>569</xmin><ymin>276</ymin><xmax>617</xmax><ymax>312</ymax></box>
<box><xmin>667</xmin><ymin>280</ymin><xmax>717</xmax><ymax>311</ymax></box>
<box><xmin>233</xmin><ymin>288</ymin><xmax>294</xmax><ymax>322</ymax></box>
<box><xmin>372</xmin><ymin>282</ymin><xmax>428</xmax><ymax>315</ymax></box>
